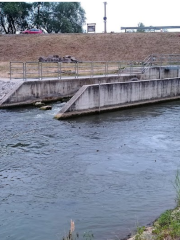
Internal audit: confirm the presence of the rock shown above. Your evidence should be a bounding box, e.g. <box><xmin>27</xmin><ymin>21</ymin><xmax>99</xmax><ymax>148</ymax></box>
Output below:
<box><xmin>64</xmin><ymin>55</ymin><xmax>71</xmax><ymax>58</ymax></box>
<box><xmin>40</xmin><ymin>105</ymin><xmax>52</xmax><ymax>110</ymax></box>
<box><xmin>62</xmin><ymin>57</ymin><xmax>72</xmax><ymax>63</ymax></box>
<box><xmin>51</xmin><ymin>57</ymin><xmax>59</xmax><ymax>62</ymax></box>
<box><xmin>38</xmin><ymin>55</ymin><xmax>80</xmax><ymax>63</ymax></box>
<box><xmin>46</xmin><ymin>57</ymin><xmax>53</xmax><ymax>62</ymax></box>
<box><xmin>34</xmin><ymin>101</ymin><xmax>45</xmax><ymax>107</ymax></box>
<box><xmin>39</xmin><ymin>56</ymin><xmax>46</xmax><ymax>62</ymax></box>
<box><xmin>71</xmin><ymin>56</ymin><xmax>78</xmax><ymax>63</ymax></box>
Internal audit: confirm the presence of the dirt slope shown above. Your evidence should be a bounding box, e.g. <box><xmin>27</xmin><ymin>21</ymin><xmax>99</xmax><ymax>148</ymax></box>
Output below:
<box><xmin>0</xmin><ymin>32</ymin><xmax>180</xmax><ymax>62</ymax></box>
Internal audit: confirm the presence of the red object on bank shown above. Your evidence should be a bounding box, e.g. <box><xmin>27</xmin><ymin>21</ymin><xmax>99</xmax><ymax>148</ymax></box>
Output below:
<box><xmin>21</xmin><ymin>29</ymin><xmax>43</xmax><ymax>34</ymax></box>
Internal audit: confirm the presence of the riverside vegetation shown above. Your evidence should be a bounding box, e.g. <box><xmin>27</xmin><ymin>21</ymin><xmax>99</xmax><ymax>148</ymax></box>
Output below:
<box><xmin>62</xmin><ymin>220</ymin><xmax>94</xmax><ymax>240</ymax></box>
<box><xmin>134</xmin><ymin>170</ymin><xmax>180</xmax><ymax>240</ymax></box>
<box><xmin>63</xmin><ymin>171</ymin><xmax>180</xmax><ymax>240</ymax></box>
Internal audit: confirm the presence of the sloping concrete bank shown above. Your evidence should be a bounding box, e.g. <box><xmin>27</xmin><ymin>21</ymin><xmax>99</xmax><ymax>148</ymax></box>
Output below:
<box><xmin>0</xmin><ymin>75</ymin><xmax>139</xmax><ymax>108</ymax></box>
<box><xmin>55</xmin><ymin>78</ymin><xmax>180</xmax><ymax>119</ymax></box>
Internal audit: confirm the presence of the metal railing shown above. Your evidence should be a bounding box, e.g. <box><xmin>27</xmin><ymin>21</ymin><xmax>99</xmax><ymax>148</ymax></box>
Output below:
<box><xmin>9</xmin><ymin>61</ymin><xmax>145</xmax><ymax>81</ymax></box>
<box><xmin>10</xmin><ymin>62</ymin><xmax>25</xmax><ymax>80</ymax></box>
<box><xmin>9</xmin><ymin>54</ymin><xmax>180</xmax><ymax>81</ymax></box>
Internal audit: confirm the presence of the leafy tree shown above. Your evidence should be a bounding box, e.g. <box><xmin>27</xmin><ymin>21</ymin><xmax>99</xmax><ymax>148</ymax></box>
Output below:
<box><xmin>0</xmin><ymin>2</ymin><xmax>32</xmax><ymax>34</ymax></box>
<box><xmin>54</xmin><ymin>2</ymin><xmax>86</xmax><ymax>33</ymax></box>
<box><xmin>32</xmin><ymin>2</ymin><xmax>42</xmax><ymax>29</ymax></box>
<box><xmin>137</xmin><ymin>22</ymin><xmax>145</xmax><ymax>32</ymax></box>
<box><xmin>0</xmin><ymin>2</ymin><xmax>86</xmax><ymax>34</ymax></box>
<box><xmin>32</xmin><ymin>2</ymin><xmax>86</xmax><ymax>33</ymax></box>
<box><xmin>31</xmin><ymin>2</ymin><xmax>56</xmax><ymax>32</ymax></box>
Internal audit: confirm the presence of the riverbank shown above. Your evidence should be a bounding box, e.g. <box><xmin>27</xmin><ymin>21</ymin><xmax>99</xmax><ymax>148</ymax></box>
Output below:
<box><xmin>126</xmin><ymin>171</ymin><xmax>180</xmax><ymax>240</ymax></box>
<box><xmin>127</xmin><ymin>206</ymin><xmax>180</xmax><ymax>240</ymax></box>
<box><xmin>62</xmin><ymin>206</ymin><xmax>180</xmax><ymax>240</ymax></box>
<box><xmin>0</xmin><ymin>33</ymin><xmax>180</xmax><ymax>63</ymax></box>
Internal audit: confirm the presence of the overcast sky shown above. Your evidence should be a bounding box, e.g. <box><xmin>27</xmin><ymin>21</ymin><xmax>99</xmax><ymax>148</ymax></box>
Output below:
<box><xmin>80</xmin><ymin>0</ymin><xmax>180</xmax><ymax>33</ymax></box>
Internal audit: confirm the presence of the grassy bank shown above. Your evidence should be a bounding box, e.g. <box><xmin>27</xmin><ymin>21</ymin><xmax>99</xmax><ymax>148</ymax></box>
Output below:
<box><xmin>61</xmin><ymin>170</ymin><xmax>180</xmax><ymax>240</ymax></box>
<box><xmin>131</xmin><ymin>170</ymin><xmax>180</xmax><ymax>240</ymax></box>
<box><xmin>0</xmin><ymin>32</ymin><xmax>180</xmax><ymax>63</ymax></box>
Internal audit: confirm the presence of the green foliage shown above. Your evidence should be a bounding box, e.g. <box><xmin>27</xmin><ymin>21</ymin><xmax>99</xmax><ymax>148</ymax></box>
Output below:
<box><xmin>135</xmin><ymin>226</ymin><xmax>146</xmax><ymax>240</ymax></box>
<box><xmin>156</xmin><ymin>210</ymin><xmax>173</xmax><ymax>227</ymax></box>
<box><xmin>0</xmin><ymin>2</ymin><xmax>86</xmax><ymax>34</ymax></box>
<box><xmin>152</xmin><ymin>209</ymin><xmax>180</xmax><ymax>240</ymax></box>
<box><xmin>150</xmin><ymin>171</ymin><xmax>180</xmax><ymax>240</ymax></box>
<box><xmin>137</xmin><ymin>22</ymin><xmax>145</xmax><ymax>33</ymax></box>
<box><xmin>62</xmin><ymin>231</ymin><xmax>94</xmax><ymax>240</ymax></box>
<box><xmin>0</xmin><ymin>2</ymin><xmax>32</xmax><ymax>33</ymax></box>
<box><xmin>32</xmin><ymin>2</ymin><xmax>86</xmax><ymax>33</ymax></box>
<box><xmin>83</xmin><ymin>231</ymin><xmax>94</xmax><ymax>240</ymax></box>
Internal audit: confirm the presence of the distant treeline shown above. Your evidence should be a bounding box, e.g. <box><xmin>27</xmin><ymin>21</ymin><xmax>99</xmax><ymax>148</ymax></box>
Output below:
<box><xmin>0</xmin><ymin>2</ymin><xmax>86</xmax><ymax>34</ymax></box>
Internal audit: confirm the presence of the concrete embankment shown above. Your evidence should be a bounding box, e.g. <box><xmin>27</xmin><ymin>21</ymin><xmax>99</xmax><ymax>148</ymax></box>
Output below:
<box><xmin>0</xmin><ymin>75</ymin><xmax>139</xmax><ymax>107</ymax></box>
<box><xmin>55</xmin><ymin>78</ymin><xmax>180</xmax><ymax>119</ymax></box>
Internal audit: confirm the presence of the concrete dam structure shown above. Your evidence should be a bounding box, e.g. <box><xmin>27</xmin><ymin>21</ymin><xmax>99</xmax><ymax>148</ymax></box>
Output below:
<box><xmin>0</xmin><ymin>75</ymin><xmax>139</xmax><ymax>107</ymax></box>
<box><xmin>55</xmin><ymin>78</ymin><xmax>180</xmax><ymax>119</ymax></box>
<box><xmin>1</xmin><ymin>62</ymin><xmax>180</xmax><ymax>119</ymax></box>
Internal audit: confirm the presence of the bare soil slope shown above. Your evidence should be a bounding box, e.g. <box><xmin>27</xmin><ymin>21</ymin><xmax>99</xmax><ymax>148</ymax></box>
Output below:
<box><xmin>1</xmin><ymin>32</ymin><xmax>180</xmax><ymax>62</ymax></box>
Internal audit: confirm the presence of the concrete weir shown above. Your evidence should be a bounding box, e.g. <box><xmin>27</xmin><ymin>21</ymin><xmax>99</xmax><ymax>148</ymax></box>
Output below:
<box><xmin>0</xmin><ymin>75</ymin><xmax>139</xmax><ymax>107</ymax></box>
<box><xmin>55</xmin><ymin>78</ymin><xmax>180</xmax><ymax>119</ymax></box>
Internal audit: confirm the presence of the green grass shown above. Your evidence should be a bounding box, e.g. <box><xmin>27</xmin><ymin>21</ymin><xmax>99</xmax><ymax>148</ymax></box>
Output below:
<box><xmin>152</xmin><ymin>209</ymin><xmax>180</xmax><ymax>240</ymax></box>
<box><xmin>62</xmin><ymin>170</ymin><xmax>180</xmax><ymax>240</ymax></box>
<box><xmin>134</xmin><ymin>170</ymin><xmax>180</xmax><ymax>240</ymax></box>
<box><xmin>62</xmin><ymin>231</ymin><xmax>94</xmax><ymax>240</ymax></box>
<box><xmin>135</xmin><ymin>226</ymin><xmax>146</xmax><ymax>240</ymax></box>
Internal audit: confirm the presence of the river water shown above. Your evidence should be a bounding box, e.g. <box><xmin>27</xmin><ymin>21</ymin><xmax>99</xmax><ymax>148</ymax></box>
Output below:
<box><xmin>0</xmin><ymin>101</ymin><xmax>180</xmax><ymax>240</ymax></box>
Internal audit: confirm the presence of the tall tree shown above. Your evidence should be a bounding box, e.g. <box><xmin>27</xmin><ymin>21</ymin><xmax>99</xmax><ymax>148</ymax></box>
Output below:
<box><xmin>32</xmin><ymin>2</ymin><xmax>86</xmax><ymax>33</ymax></box>
<box><xmin>0</xmin><ymin>2</ymin><xmax>86</xmax><ymax>34</ymax></box>
<box><xmin>0</xmin><ymin>2</ymin><xmax>32</xmax><ymax>34</ymax></box>
<box><xmin>54</xmin><ymin>2</ymin><xmax>86</xmax><ymax>33</ymax></box>
<box><xmin>137</xmin><ymin>22</ymin><xmax>145</xmax><ymax>32</ymax></box>
<box><xmin>32</xmin><ymin>2</ymin><xmax>55</xmax><ymax>31</ymax></box>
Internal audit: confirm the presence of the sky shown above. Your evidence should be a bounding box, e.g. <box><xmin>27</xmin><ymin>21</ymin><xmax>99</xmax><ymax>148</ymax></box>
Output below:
<box><xmin>80</xmin><ymin>0</ymin><xmax>180</xmax><ymax>33</ymax></box>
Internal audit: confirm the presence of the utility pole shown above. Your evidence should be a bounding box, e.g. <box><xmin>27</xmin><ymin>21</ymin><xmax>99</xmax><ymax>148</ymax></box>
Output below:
<box><xmin>103</xmin><ymin>2</ymin><xmax>107</xmax><ymax>33</ymax></box>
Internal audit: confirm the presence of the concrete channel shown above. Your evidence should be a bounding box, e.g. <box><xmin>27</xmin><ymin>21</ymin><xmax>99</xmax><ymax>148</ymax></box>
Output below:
<box><xmin>55</xmin><ymin>78</ymin><xmax>180</xmax><ymax>119</ymax></box>
<box><xmin>1</xmin><ymin>66</ymin><xmax>180</xmax><ymax>119</ymax></box>
<box><xmin>0</xmin><ymin>74</ymin><xmax>140</xmax><ymax>107</ymax></box>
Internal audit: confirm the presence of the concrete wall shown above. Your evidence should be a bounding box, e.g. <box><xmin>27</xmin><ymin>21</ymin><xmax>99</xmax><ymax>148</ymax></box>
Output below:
<box><xmin>143</xmin><ymin>66</ymin><xmax>180</xmax><ymax>80</ymax></box>
<box><xmin>1</xmin><ymin>75</ymin><xmax>139</xmax><ymax>107</ymax></box>
<box><xmin>55</xmin><ymin>78</ymin><xmax>180</xmax><ymax>119</ymax></box>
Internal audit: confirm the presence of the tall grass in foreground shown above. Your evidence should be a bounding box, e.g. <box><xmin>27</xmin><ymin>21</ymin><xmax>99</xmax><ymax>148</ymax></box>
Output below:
<box><xmin>62</xmin><ymin>220</ymin><xmax>94</xmax><ymax>240</ymax></box>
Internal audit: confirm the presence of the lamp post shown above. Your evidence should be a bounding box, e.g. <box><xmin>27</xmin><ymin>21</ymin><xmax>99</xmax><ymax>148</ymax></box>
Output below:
<box><xmin>103</xmin><ymin>2</ymin><xmax>107</xmax><ymax>33</ymax></box>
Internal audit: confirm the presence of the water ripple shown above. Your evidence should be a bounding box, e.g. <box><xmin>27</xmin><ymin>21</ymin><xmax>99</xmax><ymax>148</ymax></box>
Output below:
<box><xmin>0</xmin><ymin>101</ymin><xmax>180</xmax><ymax>240</ymax></box>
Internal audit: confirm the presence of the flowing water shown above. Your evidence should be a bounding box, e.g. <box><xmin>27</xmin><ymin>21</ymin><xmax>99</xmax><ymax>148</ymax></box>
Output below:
<box><xmin>1</xmin><ymin>101</ymin><xmax>180</xmax><ymax>240</ymax></box>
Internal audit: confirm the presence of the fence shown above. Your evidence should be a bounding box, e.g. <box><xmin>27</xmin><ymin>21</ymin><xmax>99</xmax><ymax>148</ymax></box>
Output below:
<box><xmin>9</xmin><ymin>54</ymin><xmax>180</xmax><ymax>81</ymax></box>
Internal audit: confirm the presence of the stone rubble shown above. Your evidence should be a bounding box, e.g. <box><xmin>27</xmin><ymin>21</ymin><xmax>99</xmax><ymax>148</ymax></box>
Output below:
<box><xmin>39</xmin><ymin>55</ymin><xmax>80</xmax><ymax>63</ymax></box>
